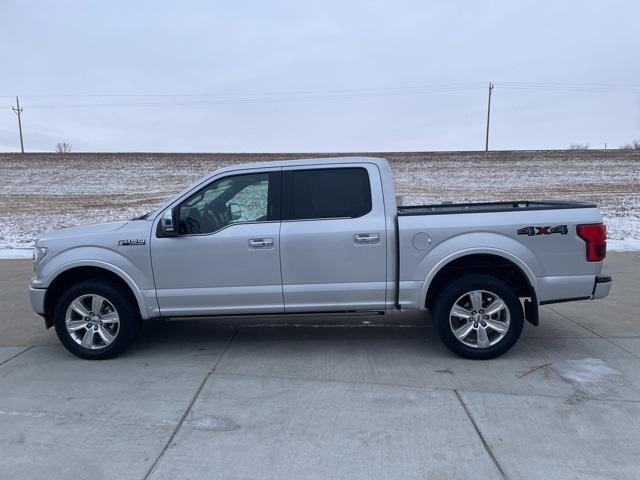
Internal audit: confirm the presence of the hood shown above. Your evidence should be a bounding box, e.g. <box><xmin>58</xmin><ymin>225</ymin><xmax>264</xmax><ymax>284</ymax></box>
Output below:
<box><xmin>36</xmin><ymin>221</ymin><xmax>129</xmax><ymax>243</ymax></box>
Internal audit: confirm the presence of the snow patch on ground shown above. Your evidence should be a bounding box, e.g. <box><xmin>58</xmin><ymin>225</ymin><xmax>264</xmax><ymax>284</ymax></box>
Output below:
<box><xmin>554</xmin><ymin>357</ymin><xmax>620</xmax><ymax>398</ymax></box>
<box><xmin>184</xmin><ymin>415</ymin><xmax>240</xmax><ymax>432</ymax></box>
<box><xmin>608</xmin><ymin>239</ymin><xmax>640</xmax><ymax>252</ymax></box>
<box><xmin>0</xmin><ymin>248</ymin><xmax>32</xmax><ymax>259</ymax></box>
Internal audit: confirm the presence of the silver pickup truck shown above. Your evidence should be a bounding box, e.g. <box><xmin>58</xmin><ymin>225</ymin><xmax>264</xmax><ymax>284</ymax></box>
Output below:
<box><xmin>29</xmin><ymin>157</ymin><xmax>611</xmax><ymax>360</ymax></box>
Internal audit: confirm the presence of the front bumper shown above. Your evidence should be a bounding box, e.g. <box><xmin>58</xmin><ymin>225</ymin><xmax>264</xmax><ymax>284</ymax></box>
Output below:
<box><xmin>29</xmin><ymin>286</ymin><xmax>46</xmax><ymax>316</ymax></box>
<box><xmin>592</xmin><ymin>274</ymin><xmax>612</xmax><ymax>300</ymax></box>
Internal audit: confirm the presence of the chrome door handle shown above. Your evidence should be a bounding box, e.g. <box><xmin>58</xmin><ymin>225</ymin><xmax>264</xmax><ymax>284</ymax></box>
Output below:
<box><xmin>248</xmin><ymin>238</ymin><xmax>274</xmax><ymax>249</ymax></box>
<box><xmin>354</xmin><ymin>233</ymin><xmax>380</xmax><ymax>244</ymax></box>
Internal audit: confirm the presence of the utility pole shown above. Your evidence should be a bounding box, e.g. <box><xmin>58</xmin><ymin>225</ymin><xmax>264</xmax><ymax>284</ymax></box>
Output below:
<box><xmin>485</xmin><ymin>82</ymin><xmax>493</xmax><ymax>152</ymax></box>
<box><xmin>12</xmin><ymin>96</ymin><xmax>24</xmax><ymax>153</ymax></box>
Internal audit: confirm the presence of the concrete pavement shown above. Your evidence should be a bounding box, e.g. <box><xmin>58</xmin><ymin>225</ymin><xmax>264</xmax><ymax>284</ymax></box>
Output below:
<box><xmin>0</xmin><ymin>252</ymin><xmax>639</xmax><ymax>479</ymax></box>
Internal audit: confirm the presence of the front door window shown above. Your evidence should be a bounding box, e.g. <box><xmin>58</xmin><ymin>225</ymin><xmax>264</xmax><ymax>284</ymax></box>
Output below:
<box><xmin>177</xmin><ymin>173</ymin><xmax>271</xmax><ymax>235</ymax></box>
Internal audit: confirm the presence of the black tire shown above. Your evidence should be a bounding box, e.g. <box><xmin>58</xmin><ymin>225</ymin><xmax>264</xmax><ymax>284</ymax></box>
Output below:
<box><xmin>53</xmin><ymin>280</ymin><xmax>142</xmax><ymax>360</ymax></box>
<box><xmin>434</xmin><ymin>273</ymin><xmax>523</xmax><ymax>360</ymax></box>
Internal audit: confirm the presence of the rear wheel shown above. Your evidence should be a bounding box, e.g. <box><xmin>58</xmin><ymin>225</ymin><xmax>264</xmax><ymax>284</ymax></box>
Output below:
<box><xmin>53</xmin><ymin>281</ymin><xmax>141</xmax><ymax>359</ymax></box>
<box><xmin>434</xmin><ymin>274</ymin><xmax>523</xmax><ymax>359</ymax></box>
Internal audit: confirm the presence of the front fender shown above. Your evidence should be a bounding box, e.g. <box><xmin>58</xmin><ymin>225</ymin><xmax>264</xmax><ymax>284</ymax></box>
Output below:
<box><xmin>416</xmin><ymin>232</ymin><xmax>541</xmax><ymax>309</ymax></box>
<box><xmin>35</xmin><ymin>247</ymin><xmax>157</xmax><ymax>319</ymax></box>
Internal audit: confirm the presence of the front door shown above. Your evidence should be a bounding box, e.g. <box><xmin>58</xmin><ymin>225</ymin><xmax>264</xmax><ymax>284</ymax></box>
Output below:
<box><xmin>151</xmin><ymin>168</ymin><xmax>283</xmax><ymax>316</ymax></box>
<box><xmin>279</xmin><ymin>163</ymin><xmax>388</xmax><ymax>311</ymax></box>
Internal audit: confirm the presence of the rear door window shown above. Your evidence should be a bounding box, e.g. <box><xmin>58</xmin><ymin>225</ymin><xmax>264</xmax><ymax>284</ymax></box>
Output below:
<box><xmin>283</xmin><ymin>167</ymin><xmax>372</xmax><ymax>220</ymax></box>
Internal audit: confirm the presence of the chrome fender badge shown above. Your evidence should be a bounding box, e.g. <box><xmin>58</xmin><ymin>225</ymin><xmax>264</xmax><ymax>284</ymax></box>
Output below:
<box><xmin>118</xmin><ymin>239</ymin><xmax>146</xmax><ymax>246</ymax></box>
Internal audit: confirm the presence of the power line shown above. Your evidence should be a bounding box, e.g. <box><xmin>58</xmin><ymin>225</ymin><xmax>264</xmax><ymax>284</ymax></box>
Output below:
<box><xmin>0</xmin><ymin>82</ymin><xmax>487</xmax><ymax>100</ymax></box>
<box><xmin>1</xmin><ymin>81</ymin><xmax>636</xmax><ymax>111</ymax></box>
<box><xmin>494</xmin><ymin>82</ymin><xmax>640</xmax><ymax>94</ymax></box>
<box><xmin>14</xmin><ymin>85</ymin><xmax>489</xmax><ymax>110</ymax></box>
<box><xmin>495</xmin><ymin>81</ymin><xmax>640</xmax><ymax>86</ymax></box>
<box><xmin>2</xmin><ymin>81</ymin><xmax>638</xmax><ymax>100</ymax></box>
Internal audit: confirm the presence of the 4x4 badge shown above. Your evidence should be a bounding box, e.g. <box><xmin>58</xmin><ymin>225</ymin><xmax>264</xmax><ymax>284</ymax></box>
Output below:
<box><xmin>517</xmin><ymin>225</ymin><xmax>568</xmax><ymax>236</ymax></box>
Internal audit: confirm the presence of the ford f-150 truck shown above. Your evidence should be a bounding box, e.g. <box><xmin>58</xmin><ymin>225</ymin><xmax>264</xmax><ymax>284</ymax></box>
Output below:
<box><xmin>29</xmin><ymin>157</ymin><xmax>612</xmax><ymax>360</ymax></box>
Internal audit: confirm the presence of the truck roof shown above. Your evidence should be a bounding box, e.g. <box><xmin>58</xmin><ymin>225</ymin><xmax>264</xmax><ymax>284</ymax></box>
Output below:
<box><xmin>214</xmin><ymin>156</ymin><xmax>390</xmax><ymax>174</ymax></box>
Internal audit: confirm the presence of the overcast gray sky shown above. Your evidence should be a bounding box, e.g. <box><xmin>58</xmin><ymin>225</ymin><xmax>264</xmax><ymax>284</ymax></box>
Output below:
<box><xmin>1</xmin><ymin>0</ymin><xmax>639</xmax><ymax>152</ymax></box>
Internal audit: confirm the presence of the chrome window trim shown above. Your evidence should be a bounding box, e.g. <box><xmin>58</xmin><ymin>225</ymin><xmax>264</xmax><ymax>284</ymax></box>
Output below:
<box><xmin>170</xmin><ymin>219</ymin><xmax>280</xmax><ymax>238</ymax></box>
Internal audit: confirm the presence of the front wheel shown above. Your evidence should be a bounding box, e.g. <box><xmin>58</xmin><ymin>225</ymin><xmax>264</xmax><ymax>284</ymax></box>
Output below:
<box><xmin>53</xmin><ymin>281</ymin><xmax>141</xmax><ymax>359</ymax></box>
<box><xmin>433</xmin><ymin>274</ymin><xmax>524</xmax><ymax>359</ymax></box>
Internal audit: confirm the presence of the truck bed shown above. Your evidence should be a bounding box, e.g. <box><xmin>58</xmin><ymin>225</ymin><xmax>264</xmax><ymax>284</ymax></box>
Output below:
<box><xmin>397</xmin><ymin>200</ymin><xmax>596</xmax><ymax>216</ymax></box>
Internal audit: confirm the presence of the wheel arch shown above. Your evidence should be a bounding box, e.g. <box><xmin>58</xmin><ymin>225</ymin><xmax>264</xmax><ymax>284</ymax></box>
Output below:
<box><xmin>43</xmin><ymin>264</ymin><xmax>148</xmax><ymax>328</ymax></box>
<box><xmin>423</xmin><ymin>250</ymin><xmax>538</xmax><ymax>311</ymax></box>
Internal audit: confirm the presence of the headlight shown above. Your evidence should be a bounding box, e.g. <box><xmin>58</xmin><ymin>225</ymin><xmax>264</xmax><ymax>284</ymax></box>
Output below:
<box><xmin>33</xmin><ymin>246</ymin><xmax>47</xmax><ymax>272</ymax></box>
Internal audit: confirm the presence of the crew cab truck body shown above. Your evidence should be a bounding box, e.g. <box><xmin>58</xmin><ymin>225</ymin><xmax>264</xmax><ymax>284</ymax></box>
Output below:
<box><xmin>29</xmin><ymin>157</ymin><xmax>611</xmax><ymax>359</ymax></box>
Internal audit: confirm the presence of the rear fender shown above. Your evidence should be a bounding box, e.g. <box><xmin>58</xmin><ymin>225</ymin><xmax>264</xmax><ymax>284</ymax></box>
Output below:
<box><xmin>417</xmin><ymin>232</ymin><xmax>541</xmax><ymax>308</ymax></box>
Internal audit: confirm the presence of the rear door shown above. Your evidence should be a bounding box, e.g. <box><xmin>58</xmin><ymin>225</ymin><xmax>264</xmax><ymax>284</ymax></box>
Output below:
<box><xmin>280</xmin><ymin>163</ymin><xmax>387</xmax><ymax>311</ymax></box>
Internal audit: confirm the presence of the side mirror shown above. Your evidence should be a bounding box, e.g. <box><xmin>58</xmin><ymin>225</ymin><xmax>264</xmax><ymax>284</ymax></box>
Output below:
<box><xmin>160</xmin><ymin>208</ymin><xmax>178</xmax><ymax>236</ymax></box>
<box><xmin>228</xmin><ymin>203</ymin><xmax>242</xmax><ymax>222</ymax></box>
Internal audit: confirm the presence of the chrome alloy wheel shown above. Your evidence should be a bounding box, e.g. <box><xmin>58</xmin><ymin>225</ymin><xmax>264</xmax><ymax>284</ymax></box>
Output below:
<box><xmin>65</xmin><ymin>294</ymin><xmax>120</xmax><ymax>349</ymax></box>
<box><xmin>449</xmin><ymin>290</ymin><xmax>510</xmax><ymax>349</ymax></box>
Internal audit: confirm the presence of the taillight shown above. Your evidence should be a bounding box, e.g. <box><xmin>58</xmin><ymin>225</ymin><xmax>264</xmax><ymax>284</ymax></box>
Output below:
<box><xmin>577</xmin><ymin>223</ymin><xmax>607</xmax><ymax>262</ymax></box>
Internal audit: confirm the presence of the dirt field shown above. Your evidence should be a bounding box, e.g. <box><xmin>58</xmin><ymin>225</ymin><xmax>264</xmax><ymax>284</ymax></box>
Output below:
<box><xmin>1</xmin><ymin>150</ymin><xmax>639</xmax><ymax>250</ymax></box>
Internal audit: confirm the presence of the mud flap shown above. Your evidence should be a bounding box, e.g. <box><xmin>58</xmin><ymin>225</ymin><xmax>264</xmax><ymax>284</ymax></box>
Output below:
<box><xmin>524</xmin><ymin>298</ymin><xmax>539</xmax><ymax>326</ymax></box>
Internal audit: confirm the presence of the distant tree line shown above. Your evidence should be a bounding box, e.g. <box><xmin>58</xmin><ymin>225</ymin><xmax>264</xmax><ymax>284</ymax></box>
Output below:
<box><xmin>619</xmin><ymin>140</ymin><xmax>640</xmax><ymax>150</ymax></box>
<box><xmin>569</xmin><ymin>143</ymin><xmax>589</xmax><ymax>150</ymax></box>
<box><xmin>569</xmin><ymin>140</ymin><xmax>640</xmax><ymax>150</ymax></box>
<box><xmin>55</xmin><ymin>142</ymin><xmax>72</xmax><ymax>153</ymax></box>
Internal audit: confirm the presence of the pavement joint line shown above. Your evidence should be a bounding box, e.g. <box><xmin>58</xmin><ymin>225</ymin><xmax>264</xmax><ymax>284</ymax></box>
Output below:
<box><xmin>142</xmin><ymin>328</ymin><xmax>239</xmax><ymax>480</ymax></box>
<box><xmin>546</xmin><ymin>305</ymin><xmax>640</xmax><ymax>360</ymax></box>
<box><xmin>0</xmin><ymin>346</ymin><xmax>32</xmax><ymax>367</ymax></box>
<box><xmin>540</xmin><ymin>305</ymin><xmax>602</xmax><ymax>334</ymax></box>
<box><xmin>210</xmin><ymin>370</ymin><xmax>640</xmax><ymax>405</ymax></box>
<box><xmin>454</xmin><ymin>390</ymin><xmax>509</xmax><ymax>480</ymax></box>
<box><xmin>600</xmin><ymin>338</ymin><xmax>640</xmax><ymax>361</ymax></box>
